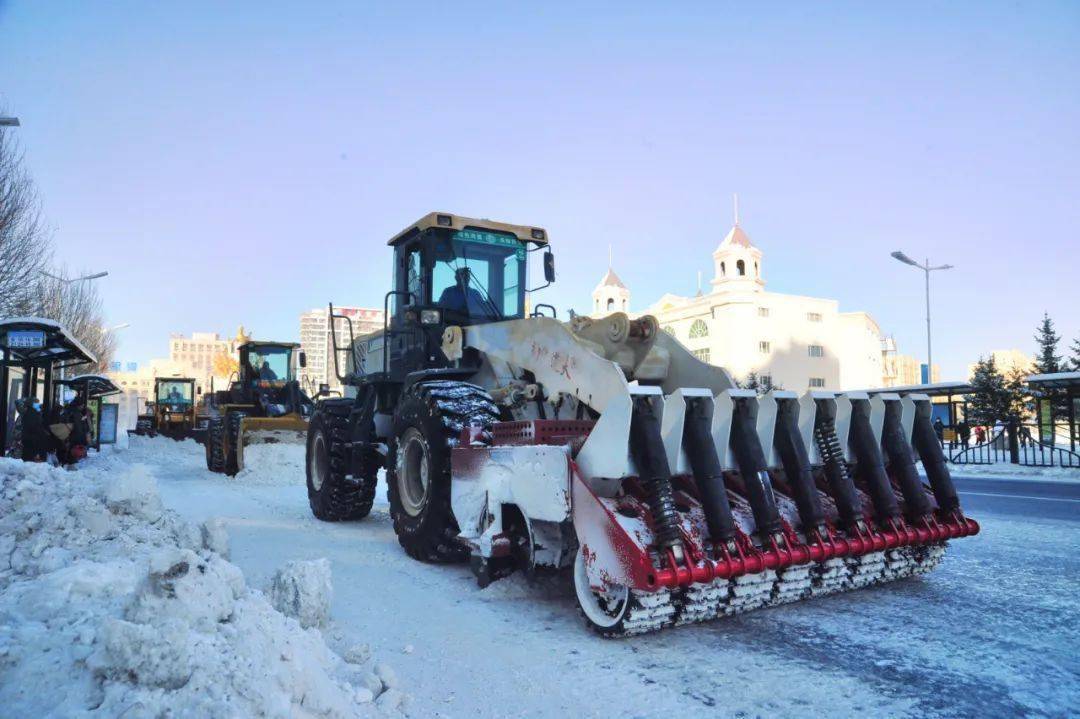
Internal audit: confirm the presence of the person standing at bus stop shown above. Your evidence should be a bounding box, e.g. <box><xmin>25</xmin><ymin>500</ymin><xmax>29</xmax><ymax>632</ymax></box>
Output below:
<box><xmin>18</xmin><ymin>397</ymin><xmax>50</xmax><ymax>462</ymax></box>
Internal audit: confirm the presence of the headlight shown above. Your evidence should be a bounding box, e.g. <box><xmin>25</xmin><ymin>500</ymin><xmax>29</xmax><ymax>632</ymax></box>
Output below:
<box><xmin>421</xmin><ymin>309</ymin><xmax>442</xmax><ymax>325</ymax></box>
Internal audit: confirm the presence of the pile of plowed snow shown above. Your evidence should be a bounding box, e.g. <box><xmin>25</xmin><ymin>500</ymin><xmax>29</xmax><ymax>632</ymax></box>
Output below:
<box><xmin>0</xmin><ymin>456</ymin><xmax>400</xmax><ymax>717</ymax></box>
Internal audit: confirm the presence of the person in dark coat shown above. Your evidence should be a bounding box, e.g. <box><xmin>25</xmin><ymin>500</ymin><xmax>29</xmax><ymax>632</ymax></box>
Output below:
<box><xmin>932</xmin><ymin>417</ymin><xmax>945</xmax><ymax>447</ymax></box>
<box><xmin>956</xmin><ymin>420</ymin><xmax>971</xmax><ymax>448</ymax></box>
<box><xmin>19</xmin><ymin>397</ymin><xmax>50</xmax><ymax>462</ymax></box>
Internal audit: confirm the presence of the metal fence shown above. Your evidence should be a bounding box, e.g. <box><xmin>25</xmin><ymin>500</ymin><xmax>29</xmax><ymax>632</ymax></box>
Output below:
<box><xmin>948</xmin><ymin>421</ymin><xmax>1080</xmax><ymax>468</ymax></box>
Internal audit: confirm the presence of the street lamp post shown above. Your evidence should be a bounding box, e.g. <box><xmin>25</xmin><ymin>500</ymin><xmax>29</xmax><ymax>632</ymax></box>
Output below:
<box><xmin>890</xmin><ymin>251</ymin><xmax>954</xmax><ymax>383</ymax></box>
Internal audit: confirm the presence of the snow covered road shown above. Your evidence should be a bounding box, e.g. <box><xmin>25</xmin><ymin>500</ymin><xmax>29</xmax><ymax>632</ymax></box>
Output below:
<box><xmin>122</xmin><ymin>438</ymin><xmax>1078</xmax><ymax>718</ymax></box>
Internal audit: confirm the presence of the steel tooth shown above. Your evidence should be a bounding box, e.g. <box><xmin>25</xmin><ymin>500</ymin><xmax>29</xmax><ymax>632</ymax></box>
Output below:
<box><xmin>612</xmin><ymin>543</ymin><xmax>950</xmax><ymax>636</ymax></box>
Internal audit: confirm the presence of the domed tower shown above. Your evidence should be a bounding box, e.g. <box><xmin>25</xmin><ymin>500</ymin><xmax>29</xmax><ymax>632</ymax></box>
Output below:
<box><xmin>712</xmin><ymin>195</ymin><xmax>764</xmax><ymax>293</ymax></box>
<box><xmin>592</xmin><ymin>264</ymin><xmax>631</xmax><ymax>317</ymax></box>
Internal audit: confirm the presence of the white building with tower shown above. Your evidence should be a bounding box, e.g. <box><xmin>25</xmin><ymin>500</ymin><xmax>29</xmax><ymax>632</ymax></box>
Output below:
<box><xmin>591</xmin><ymin>199</ymin><xmax>891</xmax><ymax>391</ymax></box>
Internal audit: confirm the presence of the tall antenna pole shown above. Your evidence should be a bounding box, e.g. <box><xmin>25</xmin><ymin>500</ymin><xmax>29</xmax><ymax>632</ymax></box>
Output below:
<box><xmin>608</xmin><ymin>244</ymin><xmax>612</xmax><ymax>270</ymax></box>
<box><xmin>733</xmin><ymin>193</ymin><xmax>739</xmax><ymax>226</ymax></box>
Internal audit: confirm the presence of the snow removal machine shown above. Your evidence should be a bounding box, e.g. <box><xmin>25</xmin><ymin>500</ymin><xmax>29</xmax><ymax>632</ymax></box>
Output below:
<box><xmin>133</xmin><ymin>377</ymin><xmax>201</xmax><ymax>440</ymax></box>
<box><xmin>305</xmin><ymin>212</ymin><xmax>979</xmax><ymax>636</ymax></box>
<box><xmin>205</xmin><ymin>341</ymin><xmax>314</xmax><ymax>476</ymax></box>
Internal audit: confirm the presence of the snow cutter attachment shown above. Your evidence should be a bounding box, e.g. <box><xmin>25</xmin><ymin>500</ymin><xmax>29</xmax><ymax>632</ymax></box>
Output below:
<box><xmin>446</xmin><ymin>315</ymin><xmax>978</xmax><ymax>636</ymax></box>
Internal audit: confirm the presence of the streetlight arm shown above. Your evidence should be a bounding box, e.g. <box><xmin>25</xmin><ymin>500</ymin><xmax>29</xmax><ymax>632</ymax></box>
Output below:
<box><xmin>890</xmin><ymin>251</ymin><xmax>921</xmax><ymax>267</ymax></box>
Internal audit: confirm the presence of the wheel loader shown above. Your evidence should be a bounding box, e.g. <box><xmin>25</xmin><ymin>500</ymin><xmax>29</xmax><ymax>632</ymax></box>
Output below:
<box><xmin>134</xmin><ymin>377</ymin><xmax>201</xmax><ymax>440</ymax></box>
<box><xmin>205</xmin><ymin>341</ymin><xmax>313</xmax><ymax>476</ymax></box>
<box><xmin>305</xmin><ymin>212</ymin><xmax>979</xmax><ymax>636</ymax></box>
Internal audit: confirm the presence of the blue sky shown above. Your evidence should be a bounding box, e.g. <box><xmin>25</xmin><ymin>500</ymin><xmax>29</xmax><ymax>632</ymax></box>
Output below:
<box><xmin>1</xmin><ymin>1</ymin><xmax>1077</xmax><ymax>379</ymax></box>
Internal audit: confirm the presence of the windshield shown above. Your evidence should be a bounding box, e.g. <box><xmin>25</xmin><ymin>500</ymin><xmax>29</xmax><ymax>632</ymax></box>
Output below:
<box><xmin>247</xmin><ymin>346</ymin><xmax>293</xmax><ymax>382</ymax></box>
<box><xmin>157</xmin><ymin>381</ymin><xmax>193</xmax><ymax>406</ymax></box>
<box><xmin>432</xmin><ymin>230</ymin><xmax>526</xmax><ymax>320</ymax></box>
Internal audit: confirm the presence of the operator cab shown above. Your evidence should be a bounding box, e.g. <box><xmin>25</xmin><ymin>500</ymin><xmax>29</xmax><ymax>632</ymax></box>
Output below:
<box><xmin>235</xmin><ymin>341</ymin><xmax>310</xmax><ymax>418</ymax></box>
<box><xmin>156</xmin><ymin>378</ymin><xmax>194</xmax><ymax>413</ymax></box>
<box><xmin>389</xmin><ymin>213</ymin><xmax>554</xmax><ymax>329</ymax></box>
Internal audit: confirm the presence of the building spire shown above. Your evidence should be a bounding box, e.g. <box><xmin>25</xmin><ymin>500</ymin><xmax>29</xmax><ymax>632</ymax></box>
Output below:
<box><xmin>733</xmin><ymin>193</ymin><xmax>739</xmax><ymax>226</ymax></box>
<box><xmin>608</xmin><ymin>243</ymin><xmax>613</xmax><ymax>270</ymax></box>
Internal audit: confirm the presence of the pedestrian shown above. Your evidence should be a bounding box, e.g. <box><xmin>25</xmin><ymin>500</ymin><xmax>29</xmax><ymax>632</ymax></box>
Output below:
<box><xmin>18</xmin><ymin>397</ymin><xmax>51</xmax><ymax>462</ymax></box>
<box><xmin>933</xmin><ymin>417</ymin><xmax>944</xmax><ymax>447</ymax></box>
<box><xmin>957</xmin><ymin>420</ymin><xmax>971</xmax><ymax>448</ymax></box>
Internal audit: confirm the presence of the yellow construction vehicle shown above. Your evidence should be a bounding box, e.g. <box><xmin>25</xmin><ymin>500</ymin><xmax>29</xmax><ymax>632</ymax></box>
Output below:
<box><xmin>205</xmin><ymin>341</ymin><xmax>313</xmax><ymax>475</ymax></box>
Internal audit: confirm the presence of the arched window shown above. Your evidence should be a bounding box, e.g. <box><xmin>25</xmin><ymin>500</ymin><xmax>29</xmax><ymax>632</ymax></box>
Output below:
<box><xmin>606</xmin><ymin>298</ymin><xmax>614</xmax><ymax>311</ymax></box>
<box><xmin>737</xmin><ymin>259</ymin><xmax>746</xmax><ymax>276</ymax></box>
<box><xmin>689</xmin><ymin>319</ymin><xmax>709</xmax><ymax>338</ymax></box>
<box><xmin>662</xmin><ymin>325</ymin><xmax>676</xmax><ymax>336</ymax></box>
<box><xmin>622</xmin><ymin>299</ymin><xmax>627</xmax><ymax>310</ymax></box>
<box><xmin>720</xmin><ymin>261</ymin><xmax>726</xmax><ymax>277</ymax></box>
<box><xmin>754</xmin><ymin>262</ymin><xmax>759</xmax><ymax>277</ymax></box>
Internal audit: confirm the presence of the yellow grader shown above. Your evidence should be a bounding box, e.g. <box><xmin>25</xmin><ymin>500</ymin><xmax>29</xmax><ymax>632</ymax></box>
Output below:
<box><xmin>304</xmin><ymin>212</ymin><xmax>979</xmax><ymax>635</ymax></box>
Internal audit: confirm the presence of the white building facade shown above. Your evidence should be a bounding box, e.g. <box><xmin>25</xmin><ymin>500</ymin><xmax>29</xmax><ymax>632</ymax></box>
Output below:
<box><xmin>592</xmin><ymin>217</ymin><xmax>888</xmax><ymax>391</ymax></box>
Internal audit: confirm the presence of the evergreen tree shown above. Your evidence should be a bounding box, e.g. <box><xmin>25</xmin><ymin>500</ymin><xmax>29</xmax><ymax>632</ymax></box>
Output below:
<box><xmin>736</xmin><ymin>371</ymin><xmax>782</xmax><ymax>394</ymax></box>
<box><xmin>1004</xmin><ymin>366</ymin><xmax>1033</xmax><ymax>421</ymax></box>
<box><xmin>967</xmin><ymin>356</ymin><xmax>1010</xmax><ymax>426</ymax></box>
<box><xmin>1032</xmin><ymin>312</ymin><xmax>1069</xmax><ymax>420</ymax></box>
<box><xmin>1033</xmin><ymin>312</ymin><xmax>1063</xmax><ymax>375</ymax></box>
<box><xmin>1071</xmin><ymin>335</ymin><xmax>1080</xmax><ymax>372</ymax></box>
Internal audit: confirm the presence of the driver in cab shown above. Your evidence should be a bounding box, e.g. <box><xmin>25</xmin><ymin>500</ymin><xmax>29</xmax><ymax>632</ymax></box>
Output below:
<box><xmin>437</xmin><ymin>267</ymin><xmax>497</xmax><ymax>319</ymax></box>
<box><xmin>250</xmin><ymin>355</ymin><xmax>279</xmax><ymax>381</ymax></box>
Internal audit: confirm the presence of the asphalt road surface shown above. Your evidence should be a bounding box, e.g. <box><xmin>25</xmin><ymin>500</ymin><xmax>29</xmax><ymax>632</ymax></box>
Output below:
<box><xmin>951</xmin><ymin>474</ymin><xmax>1080</xmax><ymax>523</ymax></box>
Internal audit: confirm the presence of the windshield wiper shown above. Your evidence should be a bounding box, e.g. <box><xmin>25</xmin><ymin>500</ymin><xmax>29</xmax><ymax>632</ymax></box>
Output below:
<box><xmin>452</xmin><ymin>243</ymin><xmax>503</xmax><ymax>320</ymax></box>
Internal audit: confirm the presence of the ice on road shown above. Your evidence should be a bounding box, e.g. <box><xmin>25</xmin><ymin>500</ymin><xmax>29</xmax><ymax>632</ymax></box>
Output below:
<box><xmin>110</xmin><ymin>438</ymin><xmax>1080</xmax><ymax>717</ymax></box>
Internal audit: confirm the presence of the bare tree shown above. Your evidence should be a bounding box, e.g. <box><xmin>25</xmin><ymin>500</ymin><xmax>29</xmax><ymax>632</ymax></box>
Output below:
<box><xmin>32</xmin><ymin>268</ymin><xmax>117</xmax><ymax>372</ymax></box>
<box><xmin>0</xmin><ymin>124</ymin><xmax>52</xmax><ymax>315</ymax></box>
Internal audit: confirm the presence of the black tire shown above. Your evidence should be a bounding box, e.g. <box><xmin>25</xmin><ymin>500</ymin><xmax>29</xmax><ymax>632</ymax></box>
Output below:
<box><xmin>224</xmin><ymin>411</ymin><xmax>246</xmax><ymax>476</ymax></box>
<box><xmin>206</xmin><ymin>416</ymin><xmax>226</xmax><ymax>472</ymax></box>
<box><xmin>306</xmin><ymin>400</ymin><xmax>377</xmax><ymax>521</ymax></box>
<box><xmin>387</xmin><ymin>381</ymin><xmax>499</xmax><ymax>563</ymax></box>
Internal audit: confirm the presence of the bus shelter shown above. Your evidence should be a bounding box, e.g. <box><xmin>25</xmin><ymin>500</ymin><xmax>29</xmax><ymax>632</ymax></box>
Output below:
<box><xmin>1027</xmin><ymin>372</ymin><xmax>1080</xmax><ymax>452</ymax></box>
<box><xmin>55</xmin><ymin>374</ymin><xmax>121</xmax><ymax>450</ymax></box>
<box><xmin>862</xmin><ymin>381</ymin><xmax>974</xmax><ymax>446</ymax></box>
<box><xmin>0</xmin><ymin>317</ymin><xmax>97</xmax><ymax>453</ymax></box>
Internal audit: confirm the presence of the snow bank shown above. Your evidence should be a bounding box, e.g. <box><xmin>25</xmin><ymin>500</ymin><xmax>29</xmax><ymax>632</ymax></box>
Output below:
<box><xmin>0</xmin><ymin>456</ymin><xmax>400</xmax><ymax>717</ymax></box>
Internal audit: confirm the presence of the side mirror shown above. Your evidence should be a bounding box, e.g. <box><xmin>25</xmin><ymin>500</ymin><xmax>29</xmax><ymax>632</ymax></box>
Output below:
<box><xmin>318</xmin><ymin>383</ymin><xmax>330</xmax><ymax>396</ymax></box>
<box><xmin>543</xmin><ymin>250</ymin><xmax>556</xmax><ymax>283</ymax></box>
<box><xmin>299</xmin><ymin>351</ymin><xmax>307</xmax><ymax>369</ymax></box>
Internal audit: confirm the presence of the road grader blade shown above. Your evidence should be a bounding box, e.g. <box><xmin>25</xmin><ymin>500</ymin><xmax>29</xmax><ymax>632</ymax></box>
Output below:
<box><xmin>445</xmin><ymin>312</ymin><xmax>979</xmax><ymax>636</ymax></box>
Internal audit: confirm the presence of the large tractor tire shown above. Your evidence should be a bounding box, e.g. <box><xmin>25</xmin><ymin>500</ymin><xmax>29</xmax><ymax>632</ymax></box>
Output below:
<box><xmin>306</xmin><ymin>399</ymin><xmax>377</xmax><ymax>521</ymax></box>
<box><xmin>224</xmin><ymin>410</ymin><xmax>247</xmax><ymax>476</ymax></box>
<box><xmin>205</xmin><ymin>416</ymin><xmax>226</xmax><ymax>473</ymax></box>
<box><xmin>387</xmin><ymin>381</ymin><xmax>499</xmax><ymax>563</ymax></box>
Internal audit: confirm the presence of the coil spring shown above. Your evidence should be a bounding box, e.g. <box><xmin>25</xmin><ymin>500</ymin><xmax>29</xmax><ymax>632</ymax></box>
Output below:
<box><xmin>813</xmin><ymin>417</ymin><xmax>850</xmax><ymax>479</ymax></box>
<box><xmin>645</xmin><ymin>475</ymin><xmax>682</xmax><ymax>549</ymax></box>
